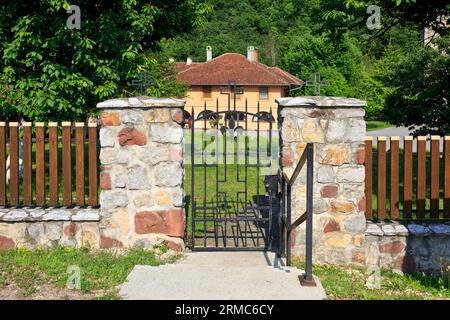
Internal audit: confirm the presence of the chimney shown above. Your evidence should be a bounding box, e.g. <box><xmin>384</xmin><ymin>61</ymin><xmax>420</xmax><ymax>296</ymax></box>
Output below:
<box><xmin>253</xmin><ymin>47</ymin><xmax>259</xmax><ymax>63</ymax></box>
<box><xmin>206</xmin><ymin>46</ymin><xmax>212</xmax><ymax>61</ymax></box>
<box><xmin>247</xmin><ymin>46</ymin><xmax>255</xmax><ymax>62</ymax></box>
<box><xmin>186</xmin><ymin>57</ymin><xmax>192</xmax><ymax>66</ymax></box>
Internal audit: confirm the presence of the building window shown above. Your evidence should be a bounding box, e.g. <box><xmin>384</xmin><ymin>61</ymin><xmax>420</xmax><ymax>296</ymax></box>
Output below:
<box><xmin>203</xmin><ymin>86</ymin><xmax>212</xmax><ymax>98</ymax></box>
<box><xmin>259</xmin><ymin>86</ymin><xmax>268</xmax><ymax>100</ymax></box>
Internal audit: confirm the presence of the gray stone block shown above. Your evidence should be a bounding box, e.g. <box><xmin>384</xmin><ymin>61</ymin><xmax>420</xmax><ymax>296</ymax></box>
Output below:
<box><xmin>72</xmin><ymin>209</ymin><xmax>101</xmax><ymax>221</ymax></box>
<box><xmin>42</xmin><ymin>209</ymin><xmax>72</xmax><ymax>221</ymax></box>
<box><xmin>3</xmin><ymin>209</ymin><xmax>28</xmax><ymax>222</ymax></box>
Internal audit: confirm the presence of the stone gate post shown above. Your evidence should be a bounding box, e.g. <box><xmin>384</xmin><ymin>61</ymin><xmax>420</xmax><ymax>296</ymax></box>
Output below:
<box><xmin>97</xmin><ymin>97</ymin><xmax>185</xmax><ymax>250</ymax></box>
<box><xmin>277</xmin><ymin>96</ymin><xmax>367</xmax><ymax>265</ymax></box>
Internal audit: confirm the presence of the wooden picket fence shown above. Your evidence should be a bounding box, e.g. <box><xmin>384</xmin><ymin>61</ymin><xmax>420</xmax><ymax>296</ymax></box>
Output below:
<box><xmin>365</xmin><ymin>135</ymin><xmax>450</xmax><ymax>221</ymax></box>
<box><xmin>0</xmin><ymin>121</ymin><xmax>98</xmax><ymax>207</ymax></box>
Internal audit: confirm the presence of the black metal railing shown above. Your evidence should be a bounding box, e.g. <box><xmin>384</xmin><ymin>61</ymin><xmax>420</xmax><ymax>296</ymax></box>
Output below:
<box><xmin>280</xmin><ymin>143</ymin><xmax>316</xmax><ymax>286</ymax></box>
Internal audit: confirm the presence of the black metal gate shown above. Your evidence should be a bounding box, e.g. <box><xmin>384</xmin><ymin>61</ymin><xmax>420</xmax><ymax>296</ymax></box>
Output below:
<box><xmin>186</xmin><ymin>89</ymin><xmax>279</xmax><ymax>251</ymax></box>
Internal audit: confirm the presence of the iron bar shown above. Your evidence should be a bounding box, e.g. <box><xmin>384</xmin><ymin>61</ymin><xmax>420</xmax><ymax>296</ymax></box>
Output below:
<box><xmin>190</xmin><ymin>107</ymin><xmax>195</xmax><ymax>249</ymax></box>
<box><xmin>300</xmin><ymin>143</ymin><xmax>316</xmax><ymax>286</ymax></box>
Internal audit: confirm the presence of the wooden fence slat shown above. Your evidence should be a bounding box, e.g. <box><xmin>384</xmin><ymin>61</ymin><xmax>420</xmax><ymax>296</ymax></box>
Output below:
<box><xmin>364</xmin><ymin>136</ymin><xmax>373</xmax><ymax>219</ymax></box>
<box><xmin>403</xmin><ymin>136</ymin><xmax>413</xmax><ymax>219</ymax></box>
<box><xmin>377</xmin><ymin>137</ymin><xmax>387</xmax><ymax>220</ymax></box>
<box><xmin>9</xmin><ymin>123</ymin><xmax>19</xmax><ymax>206</ymax></box>
<box><xmin>444</xmin><ymin>137</ymin><xmax>450</xmax><ymax>219</ymax></box>
<box><xmin>49</xmin><ymin>123</ymin><xmax>59</xmax><ymax>206</ymax></box>
<box><xmin>390</xmin><ymin>136</ymin><xmax>400</xmax><ymax>219</ymax></box>
<box><xmin>430</xmin><ymin>136</ymin><xmax>440</xmax><ymax>219</ymax></box>
<box><xmin>88</xmin><ymin>122</ymin><xmax>98</xmax><ymax>206</ymax></box>
<box><xmin>62</xmin><ymin>122</ymin><xmax>72</xmax><ymax>206</ymax></box>
<box><xmin>22</xmin><ymin>123</ymin><xmax>32</xmax><ymax>205</ymax></box>
<box><xmin>0</xmin><ymin>122</ymin><xmax>6</xmax><ymax>206</ymax></box>
<box><xmin>35</xmin><ymin>123</ymin><xmax>45</xmax><ymax>206</ymax></box>
<box><xmin>75</xmin><ymin>123</ymin><xmax>85</xmax><ymax>206</ymax></box>
<box><xmin>417</xmin><ymin>136</ymin><xmax>427</xmax><ymax>220</ymax></box>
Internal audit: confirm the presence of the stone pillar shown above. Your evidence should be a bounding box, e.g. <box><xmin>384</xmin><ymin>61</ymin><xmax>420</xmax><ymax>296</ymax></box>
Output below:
<box><xmin>277</xmin><ymin>96</ymin><xmax>367</xmax><ymax>266</ymax></box>
<box><xmin>97</xmin><ymin>97</ymin><xmax>185</xmax><ymax>251</ymax></box>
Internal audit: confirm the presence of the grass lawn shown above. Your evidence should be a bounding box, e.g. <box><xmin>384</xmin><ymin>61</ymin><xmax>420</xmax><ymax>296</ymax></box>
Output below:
<box><xmin>293</xmin><ymin>258</ymin><xmax>449</xmax><ymax>300</ymax></box>
<box><xmin>0</xmin><ymin>245</ymin><xmax>177</xmax><ymax>300</ymax></box>
<box><xmin>366</xmin><ymin>121</ymin><xmax>393</xmax><ymax>131</ymax></box>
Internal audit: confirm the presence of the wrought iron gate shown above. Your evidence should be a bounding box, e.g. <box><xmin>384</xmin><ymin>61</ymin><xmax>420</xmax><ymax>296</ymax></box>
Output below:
<box><xmin>186</xmin><ymin>97</ymin><xmax>279</xmax><ymax>251</ymax></box>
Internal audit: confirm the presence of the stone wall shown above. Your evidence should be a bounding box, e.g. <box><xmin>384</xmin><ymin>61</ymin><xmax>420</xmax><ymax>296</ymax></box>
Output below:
<box><xmin>277</xmin><ymin>96</ymin><xmax>367</xmax><ymax>266</ymax></box>
<box><xmin>0</xmin><ymin>207</ymin><xmax>101</xmax><ymax>249</ymax></box>
<box><xmin>0</xmin><ymin>97</ymin><xmax>186</xmax><ymax>251</ymax></box>
<box><xmin>366</xmin><ymin>221</ymin><xmax>450</xmax><ymax>274</ymax></box>
<box><xmin>97</xmin><ymin>97</ymin><xmax>185</xmax><ymax>251</ymax></box>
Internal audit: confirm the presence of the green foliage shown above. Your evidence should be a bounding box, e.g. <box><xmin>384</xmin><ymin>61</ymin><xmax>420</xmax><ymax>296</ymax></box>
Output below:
<box><xmin>0</xmin><ymin>0</ymin><xmax>210</xmax><ymax>121</ymax></box>
<box><xmin>293</xmin><ymin>258</ymin><xmax>450</xmax><ymax>300</ymax></box>
<box><xmin>0</xmin><ymin>246</ymin><xmax>175</xmax><ymax>299</ymax></box>
<box><xmin>383</xmin><ymin>36</ymin><xmax>450</xmax><ymax>135</ymax></box>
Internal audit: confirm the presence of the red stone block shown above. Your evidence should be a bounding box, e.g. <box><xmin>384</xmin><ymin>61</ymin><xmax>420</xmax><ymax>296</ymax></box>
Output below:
<box><xmin>320</xmin><ymin>185</ymin><xmax>338</xmax><ymax>198</ymax></box>
<box><xmin>118</xmin><ymin>128</ymin><xmax>147</xmax><ymax>146</ymax></box>
<box><xmin>100</xmin><ymin>172</ymin><xmax>111</xmax><ymax>190</ymax></box>
<box><xmin>64</xmin><ymin>223</ymin><xmax>77</xmax><ymax>237</ymax></box>
<box><xmin>379</xmin><ymin>240</ymin><xmax>405</xmax><ymax>254</ymax></box>
<box><xmin>323</xmin><ymin>220</ymin><xmax>340</xmax><ymax>233</ymax></box>
<box><xmin>167</xmin><ymin>240</ymin><xmax>183</xmax><ymax>251</ymax></box>
<box><xmin>356</xmin><ymin>145</ymin><xmax>365</xmax><ymax>164</ymax></box>
<box><xmin>171</xmin><ymin>109</ymin><xmax>184</xmax><ymax>124</ymax></box>
<box><xmin>358</xmin><ymin>196</ymin><xmax>366</xmax><ymax>212</ymax></box>
<box><xmin>135</xmin><ymin>208</ymin><xmax>184</xmax><ymax>237</ymax></box>
<box><xmin>0</xmin><ymin>235</ymin><xmax>15</xmax><ymax>250</ymax></box>
<box><xmin>100</xmin><ymin>235</ymin><xmax>123</xmax><ymax>248</ymax></box>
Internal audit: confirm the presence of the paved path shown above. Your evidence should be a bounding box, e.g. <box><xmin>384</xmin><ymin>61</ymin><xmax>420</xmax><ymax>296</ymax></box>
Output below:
<box><xmin>366</xmin><ymin>126</ymin><xmax>444</xmax><ymax>152</ymax></box>
<box><xmin>119</xmin><ymin>252</ymin><xmax>326</xmax><ymax>300</ymax></box>
<box><xmin>366</xmin><ymin>126</ymin><xmax>413</xmax><ymax>138</ymax></box>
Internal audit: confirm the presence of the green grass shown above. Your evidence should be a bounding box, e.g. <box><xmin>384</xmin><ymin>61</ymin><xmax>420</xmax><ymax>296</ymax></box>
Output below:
<box><xmin>293</xmin><ymin>258</ymin><xmax>450</xmax><ymax>300</ymax></box>
<box><xmin>0</xmin><ymin>245</ymin><xmax>174</xmax><ymax>299</ymax></box>
<box><xmin>366</xmin><ymin>121</ymin><xmax>393</xmax><ymax>131</ymax></box>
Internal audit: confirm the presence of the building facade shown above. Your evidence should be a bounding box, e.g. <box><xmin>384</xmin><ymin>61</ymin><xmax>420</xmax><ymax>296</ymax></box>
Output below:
<box><xmin>176</xmin><ymin>46</ymin><xmax>303</xmax><ymax>128</ymax></box>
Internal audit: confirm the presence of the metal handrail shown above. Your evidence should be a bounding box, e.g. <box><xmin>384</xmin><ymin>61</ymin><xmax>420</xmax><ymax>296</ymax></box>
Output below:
<box><xmin>281</xmin><ymin>143</ymin><xmax>315</xmax><ymax>286</ymax></box>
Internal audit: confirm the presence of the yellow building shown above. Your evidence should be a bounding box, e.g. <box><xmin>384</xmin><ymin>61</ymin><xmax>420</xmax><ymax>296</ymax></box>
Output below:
<box><xmin>177</xmin><ymin>46</ymin><xmax>303</xmax><ymax>128</ymax></box>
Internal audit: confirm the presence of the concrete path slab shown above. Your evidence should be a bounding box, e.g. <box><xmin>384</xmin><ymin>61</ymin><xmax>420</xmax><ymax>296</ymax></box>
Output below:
<box><xmin>119</xmin><ymin>252</ymin><xmax>326</xmax><ymax>300</ymax></box>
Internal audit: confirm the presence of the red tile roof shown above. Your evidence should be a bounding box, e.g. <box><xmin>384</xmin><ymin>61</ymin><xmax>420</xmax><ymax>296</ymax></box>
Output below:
<box><xmin>176</xmin><ymin>53</ymin><xmax>303</xmax><ymax>86</ymax></box>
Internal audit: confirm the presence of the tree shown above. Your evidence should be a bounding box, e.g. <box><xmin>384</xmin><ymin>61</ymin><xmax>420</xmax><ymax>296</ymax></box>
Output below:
<box><xmin>0</xmin><ymin>0</ymin><xmax>211</xmax><ymax>121</ymax></box>
<box><xmin>382</xmin><ymin>35</ymin><xmax>450</xmax><ymax>135</ymax></box>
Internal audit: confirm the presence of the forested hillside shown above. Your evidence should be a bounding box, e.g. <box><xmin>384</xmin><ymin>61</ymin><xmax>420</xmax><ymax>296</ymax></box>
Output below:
<box><xmin>160</xmin><ymin>0</ymin><xmax>449</xmax><ymax>133</ymax></box>
<box><xmin>0</xmin><ymin>0</ymin><xmax>448</xmax><ymax>133</ymax></box>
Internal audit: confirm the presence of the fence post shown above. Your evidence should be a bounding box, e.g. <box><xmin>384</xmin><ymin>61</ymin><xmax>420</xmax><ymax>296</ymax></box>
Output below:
<box><xmin>0</xmin><ymin>122</ymin><xmax>6</xmax><ymax>206</ymax></box>
<box><xmin>9</xmin><ymin>122</ymin><xmax>19</xmax><ymax>206</ymax></box>
<box><xmin>277</xmin><ymin>96</ymin><xmax>367</xmax><ymax>267</ymax></box>
<box><xmin>35</xmin><ymin>123</ymin><xmax>46</xmax><ymax>206</ymax></box>
<box><xmin>96</xmin><ymin>97</ymin><xmax>186</xmax><ymax>249</ymax></box>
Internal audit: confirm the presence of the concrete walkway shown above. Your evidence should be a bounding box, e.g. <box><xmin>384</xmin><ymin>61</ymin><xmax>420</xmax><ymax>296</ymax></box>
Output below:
<box><xmin>366</xmin><ymin>126</ymin><xmax>413</xmax><ymax>138</ymax></box>
<box><xmin>366</xmin><ymin>126</ymin><xmax>444</xmax><ymax>152</ymax></box>
<box><xmin>119</xmin><ymin>252</ymin><xmax>326</xmax><ymax>300</ymax></box>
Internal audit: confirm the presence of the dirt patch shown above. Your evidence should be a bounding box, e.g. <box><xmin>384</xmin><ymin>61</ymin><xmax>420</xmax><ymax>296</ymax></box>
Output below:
<box><xmin>0</xmin><ymin>279</ymin><xmax>107</xmax><ymax>300</ymax></box>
